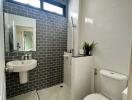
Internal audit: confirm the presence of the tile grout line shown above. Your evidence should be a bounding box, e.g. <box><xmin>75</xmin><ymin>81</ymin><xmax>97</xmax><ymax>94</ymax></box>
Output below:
<box><xmin>36</xmin><ymin>90</ymin><xmax>41</xmax><ymax>100</ymax></box>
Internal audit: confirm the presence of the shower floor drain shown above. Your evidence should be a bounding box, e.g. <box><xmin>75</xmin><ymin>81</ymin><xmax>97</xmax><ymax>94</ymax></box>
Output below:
<box><xmin>60</xmin><ymin>85</ymin><xmax>63</xmax><ymax>88</ymax></box>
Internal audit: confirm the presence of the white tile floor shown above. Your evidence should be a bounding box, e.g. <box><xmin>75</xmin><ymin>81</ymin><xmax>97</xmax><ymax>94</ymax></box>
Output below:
<box><xmin>8</xmin><ymin>84</ymin><xmax>72</xmax><ymax>100</ymax></box>
<box><xmin>8</xmin><ymin>91</ymin><xmax>38</xmax><ymax>100</ymax></box>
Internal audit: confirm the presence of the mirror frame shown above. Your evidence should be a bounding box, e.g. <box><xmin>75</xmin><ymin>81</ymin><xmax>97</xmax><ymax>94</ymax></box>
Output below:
<box><xmin>4</xmin><ymin>13</ymin><xmax>36</xmax><ymax>52</ymax></box>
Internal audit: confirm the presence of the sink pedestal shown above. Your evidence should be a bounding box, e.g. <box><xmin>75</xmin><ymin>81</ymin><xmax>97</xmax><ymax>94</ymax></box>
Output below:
<box><xmin>19</xmin><ymin>72</ymin><xmax>28</xmax><ymax>84</ymax></box>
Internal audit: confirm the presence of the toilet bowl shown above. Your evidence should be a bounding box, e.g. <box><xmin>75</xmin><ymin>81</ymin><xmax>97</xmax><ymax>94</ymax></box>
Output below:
<box><xmin>122</xmin><ymin>87</ymin><xmax>128</xmax><ymax>100</ymax></box>
<box><xmin>84</xmin><ymin>93</ymin><xmax>109</xmax><ymax>100</ymax></box>
<box><xmin>83</xmin><ymin>69</ymin><xmax>127</xmax><ymax>100</ymax></box>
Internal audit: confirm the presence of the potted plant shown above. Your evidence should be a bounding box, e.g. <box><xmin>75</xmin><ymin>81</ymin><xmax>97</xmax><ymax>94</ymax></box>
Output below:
<box><xmin>83</xmin><ymin>41</ymin><xmax>96</xmax><ymax>56</ymax></box>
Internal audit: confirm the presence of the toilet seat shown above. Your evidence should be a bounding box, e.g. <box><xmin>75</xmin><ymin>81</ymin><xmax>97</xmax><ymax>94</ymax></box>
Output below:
<box><xmin>84</xmin><ymin>93</ymin><xmax>109</xmax><ymax>100</ymax></box>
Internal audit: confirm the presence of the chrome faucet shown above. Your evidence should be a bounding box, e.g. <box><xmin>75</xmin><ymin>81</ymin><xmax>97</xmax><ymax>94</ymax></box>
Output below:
<box><xmin>21</xmin><ymin>53</ymin><xmax>32</xmax><ymax>60</ymax></box>
<box><xmin>28</xmin><ymin>53</ymin><xmax>32</xmax><ymax>60</ymax></box>
<box><xmin>21</xmin><ymin>54</ymin><xmax>28</xmax><ymax>60</ymax></box>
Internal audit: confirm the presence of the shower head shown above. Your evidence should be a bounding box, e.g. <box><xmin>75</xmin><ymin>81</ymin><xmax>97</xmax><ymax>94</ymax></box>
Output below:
<box><xmin>71</xmin><ymin>16</ymin><xmax>77</xmax><ymax>28</ymax></box>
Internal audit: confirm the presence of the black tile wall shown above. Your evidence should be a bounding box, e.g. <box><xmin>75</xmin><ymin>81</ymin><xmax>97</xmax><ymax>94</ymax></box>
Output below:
<box><xmin>4</xmin><ymin>1</ymin><xmax>67</xmax><ymax>98</ymax></box>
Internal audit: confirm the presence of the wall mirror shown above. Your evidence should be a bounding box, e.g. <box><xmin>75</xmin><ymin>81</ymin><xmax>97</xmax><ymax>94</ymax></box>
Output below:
<box><xmin>4</xmin><ymin>13</ymin><xmax>36</xmax><ymax>52</ymax></box>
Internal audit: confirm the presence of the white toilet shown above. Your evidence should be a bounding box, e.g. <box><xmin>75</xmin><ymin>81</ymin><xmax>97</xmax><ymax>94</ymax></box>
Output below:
<box><xmin>122</xmin><ymin>87</ymin><xmax>128</xmax><ymax>100</ymax></box>
<box><xmin>83</xmin><ymin>69</ymin><xmax>128</xmax><ymax>100</ymax></box>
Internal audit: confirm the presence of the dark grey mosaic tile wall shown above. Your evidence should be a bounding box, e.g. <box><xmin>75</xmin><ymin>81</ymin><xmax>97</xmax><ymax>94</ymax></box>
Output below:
<box><xmin>4</xmin><ymin>1</ymin><xmax>67</xmax><ymax>98</ymax></box>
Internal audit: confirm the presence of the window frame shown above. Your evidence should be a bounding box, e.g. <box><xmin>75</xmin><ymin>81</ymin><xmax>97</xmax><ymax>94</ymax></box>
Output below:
<box><xmin>6</xmin><ymin>0</ymin><xmax>66</xmax><ymax>17</ymax></box>
<box><xmin>7</xmin><ymin>0</ymin><xmax>41</xmax><ymax>9</ymax></box>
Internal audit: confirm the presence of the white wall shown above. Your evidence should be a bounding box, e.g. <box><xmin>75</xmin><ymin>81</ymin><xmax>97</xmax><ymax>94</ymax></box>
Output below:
<box><xmin>64</xmin><ymin>53</ymin><xmax>94</xmax><ymax>100</ymax></box>
<box><xmin>67</xmin><ymin>0</ymin><xmax>80</xmax><ymax>56</ymax></box>
<box><xmin>71</xmin><ymin>57</ymin><xmax>94</xmax><ymax>100</ymax></box>
<box><xmin>0</xmin><ymin>0</ymin><xmax>6</xmax><ymax>100</ymax></box>
<box><xmin>79</xmin><ymin>0</ymin><xmax>132</xmax><ymax>75</ymax></box>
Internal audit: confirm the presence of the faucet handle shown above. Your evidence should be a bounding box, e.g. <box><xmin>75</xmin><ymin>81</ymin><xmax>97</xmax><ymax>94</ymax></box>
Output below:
<box><xmin>22</xmin><ymin>52</ymin><xmax>32</xmax><ymax>60</ymax></box>
<box><xmin>28</xmin><ymin>53</ymin><xmax>32</xmax><ymax>59</ymax></box>
<box><xmin>24</xmin><ymin>54</ymin><xmax>28</xmax><ymax>60</ymax></box>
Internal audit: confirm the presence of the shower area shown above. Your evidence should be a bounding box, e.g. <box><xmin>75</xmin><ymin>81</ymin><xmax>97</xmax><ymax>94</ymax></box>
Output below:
<box><xmin>63</xmin><ymin>0</ymin><xmax>96</xmax><ymax>100</ymax></box>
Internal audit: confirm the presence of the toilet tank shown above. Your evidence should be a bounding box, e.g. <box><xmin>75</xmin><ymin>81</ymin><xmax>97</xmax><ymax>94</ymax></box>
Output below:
<box><xmin>100</xmin><ymin>69</ymin><xmax>128</xmax><ymax>100</ymax></box>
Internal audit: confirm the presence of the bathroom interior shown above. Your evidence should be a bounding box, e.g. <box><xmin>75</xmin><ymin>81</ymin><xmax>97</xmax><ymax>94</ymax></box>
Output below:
<box><xmin>0</xmin><ymin>0</ymin><xmax>132</xmax><ymax>100</ymax></box>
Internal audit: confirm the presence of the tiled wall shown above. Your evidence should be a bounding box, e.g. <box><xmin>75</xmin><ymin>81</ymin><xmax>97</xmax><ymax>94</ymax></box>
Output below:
<box><xmin>4</xmin><ymin>1</ymin><xmax>67</xmax><ymax>98</ymax></box>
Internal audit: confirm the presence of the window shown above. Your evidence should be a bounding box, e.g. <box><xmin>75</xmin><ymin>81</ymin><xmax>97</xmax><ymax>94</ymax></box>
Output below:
<box><xmin>43</xmin><ymin>2</ymin><xmax>64</xmax><ymax>15</ymax></box>
<box><xmin>10</xmin><ymin>0</ymin><xmax>66</xmax><ymax>16</ymax></box>
<box><xmin>13</xmin><ymin>0</ymin><xmax>40</xmax><ymax>8</ymax></box>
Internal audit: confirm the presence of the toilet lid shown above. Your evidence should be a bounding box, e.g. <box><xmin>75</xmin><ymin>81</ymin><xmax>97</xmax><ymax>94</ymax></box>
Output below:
<box><xmin>84</xmin><ymin>93</ymin><xmax>109</xmax><ymax>100</ymax></box>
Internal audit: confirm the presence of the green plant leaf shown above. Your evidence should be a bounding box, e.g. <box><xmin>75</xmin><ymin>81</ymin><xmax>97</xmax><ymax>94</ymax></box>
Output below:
<box><xmin>83</xmin><ymin>41</ymin><xmax>96</xmax><ymax>51</ymax></box>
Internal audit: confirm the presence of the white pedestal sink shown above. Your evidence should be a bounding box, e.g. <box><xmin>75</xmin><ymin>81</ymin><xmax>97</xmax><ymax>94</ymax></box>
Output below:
<box><xmin>6</xmin><ymin>59</ymin><xmax>37</xmax><ymax>84</ymax></box>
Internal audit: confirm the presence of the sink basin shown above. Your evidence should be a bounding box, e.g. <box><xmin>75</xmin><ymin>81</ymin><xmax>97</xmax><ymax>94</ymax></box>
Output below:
<box><xmin>6</xmin><ymin>59</ymin><xmax>37</xmax><ymax>72</ymax></box>
<box><xmin>6</xmin><ymin>59</ymin><xmax>37</xmax><ymax>84</ymax></box>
